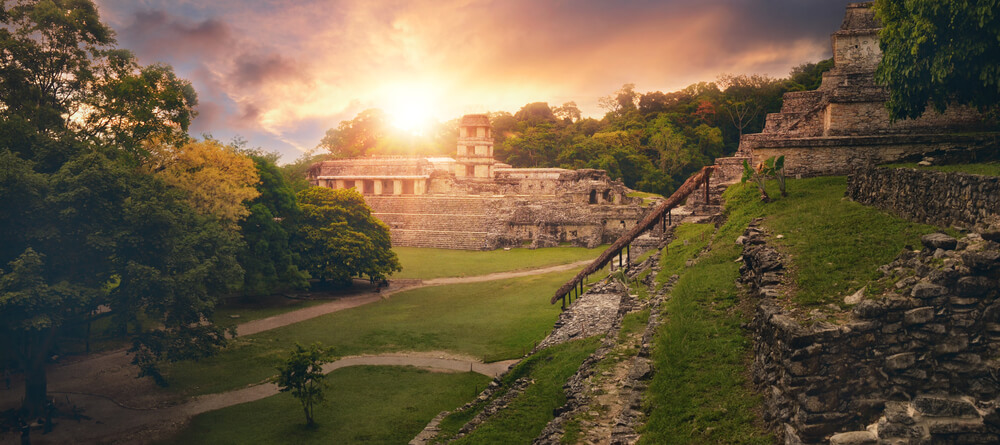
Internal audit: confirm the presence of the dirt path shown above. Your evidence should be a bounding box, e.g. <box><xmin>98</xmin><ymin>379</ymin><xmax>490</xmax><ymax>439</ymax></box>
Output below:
<box><xmin>237</xmin><ymin>259</ymin><xmax>592</xmax><ymax>336</ymax></box>
<box><xmin>1</xmin><ymin>352</ymin><xmax>517</xmax><ymax>445</ymax></box>
<box><xmin>0</xmin><ymin>260</ymin><xmax>585</xmax><ymax>444</ymax></box>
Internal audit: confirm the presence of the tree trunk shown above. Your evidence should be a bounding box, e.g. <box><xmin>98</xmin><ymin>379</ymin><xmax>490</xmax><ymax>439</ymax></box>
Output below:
<box><xmin>21</xmin><ymin>327</ymin><xmax>57</xmax><ymax>418</ymax></box>
<box><xmin>22</xmin><ymin>361</ymin><xmax>47</xmax><ymax>418</ymax></box>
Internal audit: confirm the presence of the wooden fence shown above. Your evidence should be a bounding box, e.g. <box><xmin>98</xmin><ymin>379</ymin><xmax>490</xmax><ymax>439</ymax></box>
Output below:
<box><xmin>550</xmin><ymin>166</ymin><xmax>716</xmax><ymax>308</ymax></box>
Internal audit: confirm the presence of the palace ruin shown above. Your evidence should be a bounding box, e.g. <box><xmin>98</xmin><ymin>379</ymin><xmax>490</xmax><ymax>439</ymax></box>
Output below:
<box><xmin>307</xmin><ymin>114</ymin><xmax>651</xmax><ymax>250</ymax></box>
<box><xmin>716</xmin><ymin>2</ymin><xmax>998</xmax><ymax>181</ymax></box>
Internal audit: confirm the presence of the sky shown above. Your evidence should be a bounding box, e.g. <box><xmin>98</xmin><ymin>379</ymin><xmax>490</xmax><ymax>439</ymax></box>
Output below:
<box><xmin>93</xmin><ymin>0</ymin><xmax>850</xmax><ymax>162</ymax></box>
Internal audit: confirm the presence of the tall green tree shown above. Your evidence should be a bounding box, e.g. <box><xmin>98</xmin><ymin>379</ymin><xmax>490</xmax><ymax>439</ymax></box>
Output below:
<box><xmin>294</xmin><ymin>187</ymin><xmax>401</xmax><ymax>285</ymax></box>
<box><xmin>873</xmin><ymin>0</ymin><xmax>1000</xmax><ymax>120</ymax></box>
<box><xmin>0</xmin><ymin>0</ymin><xmax>236</xmax><ymax>414</ymax></box>
<box><xmin>238</xmin><ymin>153</ymin><xmax>309</xmax><ymax>296</ymax></box>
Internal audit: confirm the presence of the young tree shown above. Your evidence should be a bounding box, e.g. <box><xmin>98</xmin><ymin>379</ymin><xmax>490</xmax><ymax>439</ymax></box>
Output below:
<box><xmin>873</xmin><ymin>0</ymin><xmax>1000</xmax><ymax>120</ymax></box>
<box><xmin>273</xmin><ymin>343</ymin><xmax>331</xmax><ymax>427</ymax></box>
<box><xmin>294</xmin><ymin>187</ymin><xmax>401</xmax><ymax>285</ymax></box>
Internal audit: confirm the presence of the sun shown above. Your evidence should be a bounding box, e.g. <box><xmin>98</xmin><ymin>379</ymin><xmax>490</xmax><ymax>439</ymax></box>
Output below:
<box><xmin>387</xmin><ymin>101</ymin><xmax>430</xmax><ymax>134</ymax></box>
<box><xmin>380</xmin><ymin>83</ymin><xmax>440</xmax><ymax>135</ymax></box>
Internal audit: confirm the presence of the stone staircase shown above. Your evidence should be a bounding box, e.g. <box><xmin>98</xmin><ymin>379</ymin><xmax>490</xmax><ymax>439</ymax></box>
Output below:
<box><xmin>364</xmin><ymin>195</ymin><xmax>500</xmax><ymax>250</ymax></box>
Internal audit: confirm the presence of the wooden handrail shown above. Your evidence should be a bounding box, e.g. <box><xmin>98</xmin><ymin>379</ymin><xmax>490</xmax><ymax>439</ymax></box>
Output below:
<box><xmin>550</xmin><ymin>166</ymin><xmax>715</xmax><ymax>305</ymax></box>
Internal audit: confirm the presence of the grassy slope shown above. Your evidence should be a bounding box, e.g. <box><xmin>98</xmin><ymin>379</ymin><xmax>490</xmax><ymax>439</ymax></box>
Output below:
<box><xmin>436</xmin><ymin>337</ymin><xmax>601</xmax><ymax>444</ymax></box>
<box><xmin>161</xmin><ymin>270</ymin><xmax>572</xmax><ymax>396</ymax></box>
<box><xmin>392</xmin><ymin>245</ymin><xmax>606</xmax><ymax>279</ymax></box>
<box><xmin>161</xmin><ymin>366</ymin><xmax>489</xmax><ymax>445</ymax></box>
<box><xmin>643</xmin><ymin>177</ymin><xmax>948</xmax><ymax>443</ymax></box>
<box><xmin>641</xmin><ymin>186</ymin><xmax>771</xmax><ymax>444</ymax></box>
<box><xmin>887</xmin><ymin>161</ymin><xmax>1000</xmax><ymax>177</ymax></box>
<box><xmin>762</xmin><ymin>176</ymin><xmax>946</xmax><ymax>306</ymax></box>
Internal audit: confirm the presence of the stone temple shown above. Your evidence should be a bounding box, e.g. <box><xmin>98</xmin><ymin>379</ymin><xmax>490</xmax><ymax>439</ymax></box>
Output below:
<box><xmin>307</xmin><ymin>114</ymin><xmax>649</xmax><ymax>250</ymax></box>
<box><xmin>716</xmin><ymin>2</ymin><xmax>998</xmax><ymax>181</ymax></box>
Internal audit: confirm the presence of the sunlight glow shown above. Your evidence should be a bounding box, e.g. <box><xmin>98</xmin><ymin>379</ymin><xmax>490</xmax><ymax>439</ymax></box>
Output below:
<box><xmin>380</xmin><ymin>83</ymin><xmax>440</xmax><ymax>135</ymax></box>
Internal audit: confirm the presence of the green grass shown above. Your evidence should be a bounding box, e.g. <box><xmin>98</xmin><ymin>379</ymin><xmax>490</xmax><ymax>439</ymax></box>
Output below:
<box><xmin>161</xmin><ymin>366</ymin><xmax>489</xmax><ymax>445</ymax></box>
<box><xmin>641</xmin><ymin>184</ymin><xmax>772</xmax><ymax>444</ymax></box>
<box><xmin>760</xmin><ymin>176</ymin><xmax>948</xmax><ymax>306</ymax></box>
<box><xmin>627</xmin><ymin>190</ymin><xmax>664</xmax><ymax>205</ymax></box>
<box><xmin>656</xmin><ymin>223</ymin><xmax>716</xmax><ymax>288</ymax></box>
<box><xmin>392</xmin><ymin>245</ymin><xmax>606</xmax><ymax>279</ymax></box>
<box><xmin>161</xmin><ymin>270</ymin><xmax>574</xmax><ymax>396</ymax></box>
<box><xmin>887</xmin><ymin>161</ymin><xmax>1000</xmax><ymax>177</ymax></box>
<box><xmin>213</xmin><ymin>298</ymin><xmax>330</xmax><ymax>326</ymax></box>
<box><xmin>436</xmin><ymin>337</ymin><xmax>601</xmax><ymax>444</ymax></box>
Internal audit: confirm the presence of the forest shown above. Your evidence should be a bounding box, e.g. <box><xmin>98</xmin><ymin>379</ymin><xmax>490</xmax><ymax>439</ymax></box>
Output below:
<box><xmin>298</xmin><ymin>59</ymin><xmax>834</xmax><ymax>196</ymax></box>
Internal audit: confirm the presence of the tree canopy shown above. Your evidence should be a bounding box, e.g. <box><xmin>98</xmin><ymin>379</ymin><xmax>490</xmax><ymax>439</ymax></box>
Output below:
<box><xmin>294</xmin><ymin>187</ymin><xmax>401</xmax><ymax>284</ymax></box>
<box><xmin>873</xmin><ymin>0</ymin><xmax>1000</xmax><ymax>119</ymax></box>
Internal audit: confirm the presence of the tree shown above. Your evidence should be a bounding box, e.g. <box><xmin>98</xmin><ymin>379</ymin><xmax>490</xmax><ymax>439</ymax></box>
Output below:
<box><xmin>0</xmin><ymin>0</ymin><xmax>236</xmax><ymax>415</ymax></box>
<box><xmin>873</xmin><ymin>0</ymin><xmax>1000</xmax><ymax>120</ymax></box>
<box><xmin>717</xmin><ymin>73</ymin><xmax>784</xmax><ymax>141</ymax></box>
<box><xmin>787</xmin><ymin>58</ymin><xmax>834</xmax><ymax>91</ymax></box>
<box><xmin>273</xmin><ymin>343</ymin><xmax>331</xmax><ymax>427</ymax></box>
<box><xmin>294</xmin><ymin>187</ymin><xmax>401</xmax><ymax>284</ymax></box>
<box><xmin>552</xmin><ymin>101</ymin><xmax>582</xmax><ymax>123</ymax></box>
<box><xmin>317</xmin><ymin>109</ymin><xmax>389</xmax><ymax>158</ymax></box>
<box><xmin>145</xmin><ymin>139</ymin><xmax>261</xmax><ymax>227</ymax></box>
<box><xmin>238</xmin><ymin>153</ymin><xmax>309</xmax><ymax>296</ymax></box>
<box><xmin>599</xmin><ymin>83</ymin><xmax>639</xmax><ymax>118</ymax></box>
<box><xmin>0</xmin><ymin>0</ymin><xmax>196</xmax><ymax>168</ymax></box>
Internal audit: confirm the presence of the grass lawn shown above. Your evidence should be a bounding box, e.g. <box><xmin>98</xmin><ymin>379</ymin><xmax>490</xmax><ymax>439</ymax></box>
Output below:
<box><xmin>161</xmin><ymin>269</ymin><xmax>573</xmax><ymax>396</ymax></box>
<box><xmin>435</xmin><ymin>337</ymin><xmax>601</xmax><ymax>444</ymax></box>
<box><xmin>392</xmin><ymin>245</ymin><xmax>605</xmax><ymax>279</ymax></box>
<box><xmin>161</xmin><ymin>366</ymin><xmax>489</xmax><ymax>445</ymax></box>
<box><xmin>213</xmin><ymin>297</ymin><xmax>330</xmax><ymax>326</ymax></box>
<box><xmin>760</xmin><ymin>176</ymin><xmax>947</xmax><ymax>306</ymax></box>
<box><xmin>641</xmin><ymin>184</ymin><xmax>772</xmax><ymax>444</ymax></box>
<box><xmin>887</xmin><ymin>161</ymin><xmax>1000</xmax><ymax>177</ymax></box>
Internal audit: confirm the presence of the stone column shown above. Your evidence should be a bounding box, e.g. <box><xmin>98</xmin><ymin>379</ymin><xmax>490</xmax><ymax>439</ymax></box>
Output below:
<box><xmin>415</xmin><ymin>180</ymin><xmax>425</xmax><ymax>195</ymax></box>
<box><xmin>393</xmin><ymin>180</ymin><xmax>403</xmax><ymax>195</ymax></box>
<box><xmin>334</xmin><ymin>180</ymin><xmax>344</xmax><ymax>190</ymax></box>
<box><xmin>374</xmin><ymin>179</ymin><xmax>383</xmax><ymax>195</ymax></box>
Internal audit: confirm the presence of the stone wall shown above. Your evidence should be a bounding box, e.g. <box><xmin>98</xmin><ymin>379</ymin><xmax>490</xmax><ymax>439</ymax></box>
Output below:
<box><xmin>746</xmin><ymin>134</ymin><xmax>999</xmax><ymax>177</ymax></box>
<box><xmin>742</xmin><ymin>221</ymin><xmax>1000</xmax><ymax>444</ymax></box>
<box><xmin>847</xmin><ymin>166</ymin><xmax>1000</xmax><ymax>230</ymax></box>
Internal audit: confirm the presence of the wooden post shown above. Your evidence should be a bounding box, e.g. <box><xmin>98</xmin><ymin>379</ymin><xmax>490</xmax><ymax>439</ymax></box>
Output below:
<box><xmin>626</xmin><ymin>245</ymin><xmax>630</xmax><ymax>265</ymax></box>
<box><xmin>704</xmin><ymin>174</ymin><xmax>710</xmax><ymax>204</ymax></box>
<box><xmin>668</xmin><ymin>209</ymin><xmax>672</xmax><ymax>225</ymax></box>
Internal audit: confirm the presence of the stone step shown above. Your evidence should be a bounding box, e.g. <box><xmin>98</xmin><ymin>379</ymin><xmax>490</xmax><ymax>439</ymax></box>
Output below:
<box><xmin>390</xmin><ymin>229</ymin><xmax>489</xmax><ymax>250</ymax></box>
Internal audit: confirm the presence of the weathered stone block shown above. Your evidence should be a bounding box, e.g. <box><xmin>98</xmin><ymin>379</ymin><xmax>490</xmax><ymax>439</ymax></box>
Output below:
<box><xmin>955</xmin><ymin>276</ymin><xmax>995</xmax><ymax>298</ymax></box>
<box><xmin>886</xmin><ymin>353</ymin><xmax>916</xmax><ymax>370</ymax></box>
<box><xmin>829</xmin><ymin>431</ymin><xmax>877</xmax><ymax>445</ymax></box>
<box><xmin>934</xmin><ymin>336</ymin><xmax>970</xmax><ymax>355</ymax></box>
<box><xmin>904</xmin><ymin>307</ymin><xmax>935</xmax><ymax>325</ymax></box>
<box><xmin>913</xmin><ymin>396</ymin><xmax>980</xmax><ymax>418</ymax></box>
<box><xmin>912</xmin><ymin>282</ymin><xmax>948</xmax><ymax>299</ymax></box>
<box><xmin>922</xmin><ymin>233</ymin><xmax>959</xmax><ymax>250</ymax></box>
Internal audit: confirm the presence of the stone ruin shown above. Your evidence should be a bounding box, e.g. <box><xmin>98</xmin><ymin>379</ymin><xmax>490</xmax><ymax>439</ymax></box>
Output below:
<box><xmin>715</xmin><ymin>2</ymin><xmax>998</xmax><ymax>182</ymax></box>
<box><xmin>307</xmin><ymin>114</ymin><xmax>651</xmax><ymax>250</ymax></box>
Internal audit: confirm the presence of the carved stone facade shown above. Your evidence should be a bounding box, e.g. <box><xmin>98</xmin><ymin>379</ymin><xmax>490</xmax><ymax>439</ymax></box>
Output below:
<box><xmin>307</xmin><ymin>114</ymin><xmax>650</xmax><ymax>250</ymax></box>
<box><xmin>715</xmin><ymin>2</ymin><xmax>998</xmax><ymax>179</ymax></box>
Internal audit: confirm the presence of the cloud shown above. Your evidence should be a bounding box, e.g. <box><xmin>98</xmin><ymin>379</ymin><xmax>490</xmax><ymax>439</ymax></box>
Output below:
<box><xmin>96</xmin><ymin>0</ymin><xmax>850</xmax><ymax>160</ymax></box>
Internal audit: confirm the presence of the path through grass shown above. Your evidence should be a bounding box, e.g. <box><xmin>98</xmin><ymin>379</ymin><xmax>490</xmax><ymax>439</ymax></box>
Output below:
<box><xmin>161</xmin><ymin>366</ymin><xmax>489</xmax><ymax>445</ymax></box>
<box><xmin>162</xmin><ymin>269</ymin><xmax>572</xmax><ymax>396</ymax></box>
